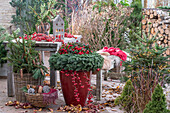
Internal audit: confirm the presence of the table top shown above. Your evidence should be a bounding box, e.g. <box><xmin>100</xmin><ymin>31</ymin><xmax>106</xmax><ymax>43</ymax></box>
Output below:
<box><xmin>3</xmin><ymin>39</ymin><xmax>62</xmax><ymax>52</ymax></box>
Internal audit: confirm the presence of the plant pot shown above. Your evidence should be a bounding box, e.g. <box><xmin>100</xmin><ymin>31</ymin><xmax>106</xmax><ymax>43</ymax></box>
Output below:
<box><xmin>60</xmin><ymin>71</ymin><xmax>92</xmax><ymax>107</ymax></box>
<box><xmin>36</xmin><ymin>23</ymin><xmax>50</xmax><ymax>35</ymax></box>
<box><xmin>14</xmin><ymin>73</ymin><xmax>41</xmax><ymax>102</ymax></box>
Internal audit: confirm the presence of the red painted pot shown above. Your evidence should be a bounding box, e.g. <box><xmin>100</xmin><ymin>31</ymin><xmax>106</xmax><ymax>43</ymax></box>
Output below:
<box><xmin>60</xmin><ymin>71</ymin><xmax>92</xmax><ymax>107</ymax></box>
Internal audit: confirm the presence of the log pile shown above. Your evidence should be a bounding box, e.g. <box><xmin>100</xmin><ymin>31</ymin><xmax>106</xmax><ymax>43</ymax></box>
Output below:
<box><xmin>142</xmin><ymin>9</ymin><xmax>170</xmax><ymax>62</ymax></box>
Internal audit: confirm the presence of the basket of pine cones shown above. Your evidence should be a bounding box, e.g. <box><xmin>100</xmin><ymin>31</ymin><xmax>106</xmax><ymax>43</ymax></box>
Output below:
<box><xmin>24</xmin><ymin>84</ymin><xmax>58</xmax><ymax>107</ymax></box>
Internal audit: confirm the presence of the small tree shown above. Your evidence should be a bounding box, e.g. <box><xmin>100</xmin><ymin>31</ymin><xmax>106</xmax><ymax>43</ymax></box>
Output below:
<box><xmin>143</xmin><ymin>84</ymin><xmax>170</xmax><ymax>113</ymax></box>
<box><xmin>7</xmin><ymin>29</ymin><xmax>48</xmax><ymax>79</ymax></box>
<box><xmin>114</xmin><ymin>79</ymin><xmax>137</xmax><ymax>112</ymax></box>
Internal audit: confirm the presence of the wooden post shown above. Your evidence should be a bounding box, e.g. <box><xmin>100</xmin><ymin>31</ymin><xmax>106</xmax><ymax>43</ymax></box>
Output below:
<box><xmin>7</xmin><ymin>50</ymin><xmax>15</xmax><ymax>97</ymax></box>
<box><xmin>50</xmin><ymin>51</ymin><xmax>56</xmax><ymax>87</ymax></box>
<box><xmin>41</xmin><ymin>51</ymin><xmax>45</xmax><ymax>64</ymax></box>
<box><xmin>103</xmin><ymin>70</ymin><xmax>108</xmax><ymax>81</ymax></box>
<box><xmin>96</xmin><ymin>70</ymin><xmax>102</xmax><ymax>101</ymax></box>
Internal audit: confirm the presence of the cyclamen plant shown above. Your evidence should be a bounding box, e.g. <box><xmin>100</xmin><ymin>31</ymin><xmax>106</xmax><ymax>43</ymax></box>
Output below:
<box><xmin>58</xmin><ymin>42</ymin><xmax>93</xmax><ymax>55</ymax></box>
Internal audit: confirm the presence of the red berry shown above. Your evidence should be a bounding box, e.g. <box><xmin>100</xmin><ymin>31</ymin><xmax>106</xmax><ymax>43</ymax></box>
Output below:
<box><xmin>81</xmin><ymin>86</ymin><xmax>84</xmax><ymax>88</ymax></box>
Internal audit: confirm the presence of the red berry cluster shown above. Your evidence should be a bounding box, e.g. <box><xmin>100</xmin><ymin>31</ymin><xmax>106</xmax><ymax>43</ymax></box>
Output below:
<box><xmin>59</xmin><ymin>42</ymin><xmax>93</xmax><ymax>55</ymax></box>
<box><xmin>61</xmin><ymin>70</ymin><xmax>93</xmax><ymax>103</ymax></box>
<box><xmin>64</xmin><ymin>32</ymin><xmax>77</xmax><ymax>39</ymax></box>
<box><xmin>19</xmin><ymin>32</ymin><xmax>64</xmax><ymax>43</ymax></box>
<box><xmin>87</xmin><ymin>93</ymin><xmax>94</xmax><ymax>104</ymax></box>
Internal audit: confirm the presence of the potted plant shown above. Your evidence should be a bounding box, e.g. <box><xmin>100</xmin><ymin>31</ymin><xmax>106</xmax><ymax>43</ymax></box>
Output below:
<box><xmin>7</xmin><ymin>29</ymin><xmax>48</xmax><ymax>102</ymax></box>
<box><xmin>28</xmin><ymin>0</ymin><xmax>57</xmax><ymax>35</ymax></box>
<box><xmin>49</xmin><ymin>42</ymin><xmax>104</xmax><ymax>106</ymax></box>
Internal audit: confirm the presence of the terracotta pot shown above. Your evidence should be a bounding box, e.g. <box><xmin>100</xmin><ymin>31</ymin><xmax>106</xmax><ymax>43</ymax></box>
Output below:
<box><xmin>60</xmin><ymin>71</ymin><xmax>92</xmax><ymax>107</ymax></box>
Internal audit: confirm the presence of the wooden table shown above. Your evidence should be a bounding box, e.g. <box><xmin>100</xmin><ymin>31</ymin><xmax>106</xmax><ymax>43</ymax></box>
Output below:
<box><xmin>3</xmin><ymin>41</ymin><xmax>62</xmax><ymax>97</ymax></box>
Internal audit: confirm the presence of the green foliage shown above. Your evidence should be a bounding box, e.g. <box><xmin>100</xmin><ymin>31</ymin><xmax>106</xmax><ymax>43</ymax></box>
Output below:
<box><xmin>28</xmin><ymin>0</ymin><xmax>57</xmax><ymax>26</ymax></box>
<box><xmin>120</xmin><ymin>76</ymin><xmax>129</xmax><ymax>82</ymax></box>
<box><xmin>7</xmin><ymin>29</ymin><xmax>48</xmax><ymax>79</ymax></box>
<box><xmin>114</xmin><ymin>79</ymin><xmax>137</xmax><ymax>112</ymax></box>
<box><xmin>21</xmin><ymin>86</ymin><xmax>28</xmax><ymax>93</ymax></box>
<box><xmin>119</xmin><ymin>0</ymin><xmax>130</xmax><ymax>6</ymax></box>
<box><xmin>93</xmin><ymin>0</ymin><xmax>116</xmax><ymax>12</ymax></box>
<box><xmin>0</xmin><ymin>26</ymin><xmax>10</xmax><ymax>41</ymax></box>
<box><xmin>122</xmin><ymin>29</ymin><xmax>170</xmax><ymax>112</ymax></box>
<box><xmin>0</xmin><ymin>41</ymin><xmax>7</xmax><ymax>66</ymax></box>
<box><xmin>58</xmin><ymin>42</ymin><xmax>93</xmax><ymax>55</ymax></box>
<box><xmin>23</xmin><ymin>22</ymin><xmax>36</xmax><ymax>35</ymax></box>
<box><xmin>10</xmin><ymin>0</ymin><xmax>49</xmax><ymax>34</ymax></box>
<box><xmin>123</xmin><ymin>30</ymin><xmax>170</xmax><ymax>76</ymax></box>
<box><xmin>50</xmin><ymin>42</ymin><xmax>104</xmax><ymax>72</ymax></box>
<box><xmin>121</xmin><ymin>0</ymin><xmax>142</xmax><ymax>47</ymax></box>
<box><xmin>143</xmin><ymin>84</ymin><xmax>170</xmax><ymax>113</ymax></box>
<box><xmin>49</xmin><ymin>53</ymin><xmax>104</xmax><ymax>72</ymax></box>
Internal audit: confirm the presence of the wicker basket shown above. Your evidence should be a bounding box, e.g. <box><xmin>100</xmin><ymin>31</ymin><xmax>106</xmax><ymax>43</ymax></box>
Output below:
<box><xmin>25</xmin><ymin>93</ymin><xmax>48</xmax><ymax>107</ymax></box>
<box><xmin>14</xmin><ymin>73</ymin><xmax>41</xmax><ymax>102</ymax></box>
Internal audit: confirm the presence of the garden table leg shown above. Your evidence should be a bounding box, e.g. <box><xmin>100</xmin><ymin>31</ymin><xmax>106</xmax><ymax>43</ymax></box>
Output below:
<box><xmin>7</xmin><ymin>58</ymin><xmax>15</xmax><ymax>97</ymax></box>
<box><xmin>41</xmin><ymin>51</ymin><xmax>45</xmax><ymax>64</ymax></box>
<box><xmin>50</xmin><ymin>51</ymin><xmax>57</xmax><ymax>87</ymax></box>
<box><xmin>96</xmin><ymin>70</ymin><xmax>102</xmax><ymax>101</ymax></box>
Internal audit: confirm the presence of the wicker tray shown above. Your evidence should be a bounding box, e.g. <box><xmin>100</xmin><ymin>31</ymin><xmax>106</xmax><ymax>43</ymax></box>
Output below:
<box><xmin>25</xmin><ymin>93</ymin><xmax>48</xmax><ymax>107</ymax></box>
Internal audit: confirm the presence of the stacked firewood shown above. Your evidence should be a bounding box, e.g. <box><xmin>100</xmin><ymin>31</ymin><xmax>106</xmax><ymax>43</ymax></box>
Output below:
<box><xmin>142</xmin><ymin>9</ymin><xmax>170</xmax><ymax>57</ymax></box>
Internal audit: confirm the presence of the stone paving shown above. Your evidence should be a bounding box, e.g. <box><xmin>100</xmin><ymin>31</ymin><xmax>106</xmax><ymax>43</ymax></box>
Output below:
<box><xmin>0</xmin><ymin>75</ymin><xmax>125</xmax><ymax>113</ymax></box>
<box><xmin>0</xmin><ymin>73</ymin><xmax>170</xmax><ymax>113</ymax></box>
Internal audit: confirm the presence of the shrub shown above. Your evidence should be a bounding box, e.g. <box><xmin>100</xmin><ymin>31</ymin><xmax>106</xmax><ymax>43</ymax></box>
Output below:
<box><xmin>114</xmin><ymin>79</ymin><xmax>137</xmax><ymax>112</ymax></box>
<box><xmin>73</xmin><ymin>2</ymin><xmax>133</xmax><ymax>51</ymax></box>
<box><xmin>143</xmin><ymin>84</ymin><xmax>170</xmax><ymax>113</ymax></box>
